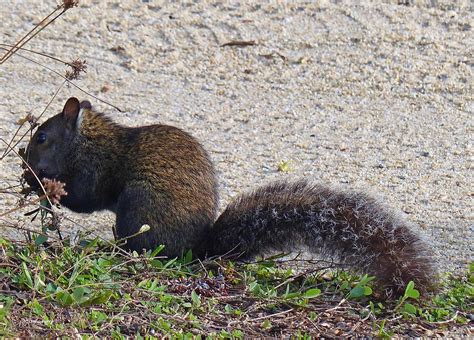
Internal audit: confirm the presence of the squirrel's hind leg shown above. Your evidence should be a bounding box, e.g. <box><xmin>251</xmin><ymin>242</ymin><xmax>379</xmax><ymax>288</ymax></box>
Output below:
<box><xmin>114</xmin><ymin>181</ymin><xmax>184</xmax><ymax>256</ymax></box>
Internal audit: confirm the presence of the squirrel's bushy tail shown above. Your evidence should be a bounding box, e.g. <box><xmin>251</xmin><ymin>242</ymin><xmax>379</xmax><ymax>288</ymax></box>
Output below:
<box><xmin>209</xmin><ymin>179</ymin><xmax>435</xmax><ymax>297</ymax></box>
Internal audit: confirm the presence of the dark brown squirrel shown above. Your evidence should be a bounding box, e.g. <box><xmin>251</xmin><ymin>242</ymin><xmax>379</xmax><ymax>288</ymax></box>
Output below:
<box><xmin>23</xmin><ymin>97</ymin><xmax>436</xmax><ymax>297</ymax></box>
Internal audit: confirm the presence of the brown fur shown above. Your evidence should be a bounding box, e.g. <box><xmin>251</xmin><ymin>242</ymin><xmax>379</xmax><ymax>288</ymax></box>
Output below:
<box><xmin>24</xmin><ymin>97</ymin><xmax>436</xmax><ymax>298</ymax></box>
<box><xmin>209</xmin><ymin>180</ymin><xmax>435</xmax><ymax>297</ymax></box>
<box><xmin>25</xmin><ymin>98</ymin><xmax>218</xmax><ymax>256</ymax></box>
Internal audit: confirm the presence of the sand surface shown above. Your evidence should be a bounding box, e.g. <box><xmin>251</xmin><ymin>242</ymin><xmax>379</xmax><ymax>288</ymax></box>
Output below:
<box><xmin>0</xmin><ymin>1</ymin><xmax>472</xmax><ymax>274</ymax></box>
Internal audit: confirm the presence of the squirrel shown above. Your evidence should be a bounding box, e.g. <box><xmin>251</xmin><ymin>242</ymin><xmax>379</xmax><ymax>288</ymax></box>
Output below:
<box><xmin>23</xmin><ymin>97</ymin><xmax>435</xmax><ymax>297</ymax></box>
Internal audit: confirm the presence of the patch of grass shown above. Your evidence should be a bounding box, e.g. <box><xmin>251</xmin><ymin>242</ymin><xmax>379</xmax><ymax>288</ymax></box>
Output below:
<box><xmin>419</xmin><ymin>263</ymin><xmax>473</xmax><ymax>324</ymax></box>
<box><xmin>0</xmin><ymin>237</ymin><xmax>472</xmax><ymax>337</ymax></box>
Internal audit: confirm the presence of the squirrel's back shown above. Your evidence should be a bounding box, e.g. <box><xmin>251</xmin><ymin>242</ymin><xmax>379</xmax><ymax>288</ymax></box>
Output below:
<box><xmin>81</xmin><ymin>111</ymin><xmax>220</xmax><ymax>254</ymax></box>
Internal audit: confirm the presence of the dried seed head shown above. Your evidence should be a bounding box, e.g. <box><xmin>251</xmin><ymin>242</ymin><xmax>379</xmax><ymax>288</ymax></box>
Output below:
<box><xmin>65</xmin><ymin>59</ymin><xmax>87</xmax><ymax>80</ymax></box>
<box><xmin>28</xmin><ymin>114</ymin><xmax>39</xmax><ymax>128</ymax></box>
<box><xmin>63</xmin><ymin>0</ymin><xmax>79</xmax><ymax>10</ymax></box>
<box><xmin>17</xmin><ymin>113</ymin><xmax>39</xmax><ymax>129</ymax></box>
<box><xmin>42</xmin><ymin>178</ymin><xmax>68</xmax><ymax>205</ymax></box>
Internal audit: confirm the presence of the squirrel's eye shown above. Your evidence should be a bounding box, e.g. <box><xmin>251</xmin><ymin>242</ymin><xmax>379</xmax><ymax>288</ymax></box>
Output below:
<box><xmin>36</xmin><ymin>132</ymin><xmax>47</xmax><ymax>144</ymax></box>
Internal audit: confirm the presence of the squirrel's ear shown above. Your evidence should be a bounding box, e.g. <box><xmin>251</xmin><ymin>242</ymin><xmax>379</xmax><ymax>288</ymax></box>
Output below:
<box><xmin>62</xmin><ymin>97</ymin><xmax>81</xmax><ymax>128</ymax></box>
<box><xmin>80</xmin><ymin>100</ymin><xmax>92</xmax><ymax>110</ymax></box>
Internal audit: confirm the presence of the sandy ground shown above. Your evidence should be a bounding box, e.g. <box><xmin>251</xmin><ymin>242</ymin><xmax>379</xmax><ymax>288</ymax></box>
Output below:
<box><xmin>0</xmin><ymin>1</ymin><xmax>472</xmax><ymax>275</ymax></box>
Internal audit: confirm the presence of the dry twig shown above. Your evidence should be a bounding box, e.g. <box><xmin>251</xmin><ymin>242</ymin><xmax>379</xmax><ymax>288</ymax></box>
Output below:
<box><xmin>0</xmin><ymin>1</ymin><xmax>79</xmax><ymax>64</ymax></box>
<box><xmin>221</xmin><ymin>40</ymin><xmax>256</xmax><ymax>47</ymax></box>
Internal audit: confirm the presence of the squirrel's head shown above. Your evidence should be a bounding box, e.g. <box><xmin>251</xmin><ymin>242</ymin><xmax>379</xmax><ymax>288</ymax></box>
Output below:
<box><xmin>24</xmin><ymin>97</ymin><xmax>91</xmax><ymax>187</ymax></box>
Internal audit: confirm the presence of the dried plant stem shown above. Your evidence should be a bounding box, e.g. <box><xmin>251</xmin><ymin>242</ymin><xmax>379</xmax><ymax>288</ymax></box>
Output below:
<box><xmin>0</xmin><ymin>137</ymin><xmax>53</xmax><ymax>208</ymax></box>
<box><xmin>247</xmin><ymin>308</ymin><xmax>293</xmax><ymax>322</ymax></box>
<box><xmin>1</xmin><ymin>124</ymin><xmax>30</xmax><ymax>160</ymax></box>
<box><xmin>0</xmin><ymin>184</ymin><xmax>23</xmax><ymax>193</ymax></box>
<box><xmin>0</xmin><ymin>0</ymin><xmax>79</xmax><ymax>65</ymax></box>
<box><xmin>0</xmin><ymin>194</ymin><xmax>46</xmax><ymax>218</ymax></box>
<box><xmin>0</xmin><ymin>48</ymin><xmax>122</xmax><ymax>112</ymax></box>
<box><xmin>0</xmin><ymin>220</ymin><xmax>62</xmax><ymax>242</ymax></box>
<box><xmin>0</xmin><ymin>6</ymin><xmax>66</xmax><ymax>64</ymax></box>
<box><xmin>1</xmin><ymin>79</ymin><xmax>66</xmax><ymax>160</ymax></box>
<box><xmin>0</xmin><ymin>43</ymin><xmax>78</xmax><ymax>69</ymax></box>
<box><xmin>273</xmin><ymin>266</ymin><xmax>333</xmax><ymax>290</ymax></box>
<box><xmin>30</xmin><ymin>204</ymin><xmax>133</xmax><ymax>258</ymax></box>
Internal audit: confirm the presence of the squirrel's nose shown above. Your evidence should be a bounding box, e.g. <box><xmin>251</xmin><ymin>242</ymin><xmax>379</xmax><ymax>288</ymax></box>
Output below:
<box><xmin>33</xmin><ymin>164</ymin><xmax>48</xmax><ymax>178</ymax></box>
<box><xmin>36</xmin><ymin>160</ymin><xmax>51</xmax><ymax>178</ymax></box>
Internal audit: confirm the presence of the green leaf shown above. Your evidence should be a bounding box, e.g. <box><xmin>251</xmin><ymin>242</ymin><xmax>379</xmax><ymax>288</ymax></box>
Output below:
<box><xmin>90</xmin><ymin>310</ymin><xmax>108</xmax><ymax>325</ymax></box>
<box><xmin>349</xmin><ymin>285</ymin><xmax>372</xmax><ymax>298</ymax></box>
<box><xmin>97</xmin><ymin>258</ymin><xmax>113</xmax><ymax>268</ymax></box>
<box><xmin>72</xmin><ymin>287</ymin><xmax>86</xmax><ymax>304</ymax></box>
<box><xmin>30</xmin><ymin>299</ymin><xmax>44</xmax><ymax>316</ymax></box>
<box><xmin>162</xmin><ymin>258</ymin><xmax>177</xmax><ymax>269</ymax></box>
<box><xmin>261</xmin><ymin>319</ymin><xmax>272</xmax><ymax>330</ymax></box>
<box><xmin>34</xmin><ymin>234</ymin><xmax>48</xmax><ymax>246</ymax></box>
<box><xmin>404</xmin><ymin>281</ymin><xmax>420</xmax><ymax>299</ymax></box>
<box><xmin>46</xmin><ymin>283</ymin><xmax>58</xmax><ymax>294</ymax></box>
<box><xmin>33</xmin><ymin>272</ymin><xmax>46</xmax><ymax>290</ymax></box>
<box><xmin>224</xmin><ymin>304</ymin><xmax>233</xmax><ymax>314</ymax></box>
<box><xmin>191</xmin><ymin>290</ymin><xmax>201</xmax><ymax>307</ymax></box>
<box><xmin>407</xmin><ymin>288</ymin><xmax>420</xmax><ymax>299</ymax></box>
<box><xmin>402</xmin><ymin>303</ymin><xmax>417</xmax><ymax>315</ymax></box>
<box><xmin>56</xmin><ymin>290</ymin><xmax>74</xmax><ymax>306</ymax></box>
<box><xmin>82</xmin><ymin>290</ymin><xmax>113</xmax><ymax>306</ymax></box>
<box><xmin>150</xmin><ymin>244</ymin><xmax>165</xmax><ymax>257</ymax></box>
<box><xmin>232</xmin><ymin>330</ymin><xmax>244</xmax><ymax>338</ymax></box>
<box><xmin>21</xmin><ymin>262</ymin><xmax>33</xmax><ymax>288</ymax></box>
<box><xmin>249</xmin><ymin>281</ymin><xmax>261</xmax><ymax>294</ymax></box>
<box><xmin>349</xmin><ymin>286</ymin><xmax>365</xmax><ymax>298</ymax></box>
<box><xmin>358</xmin><ymin>274</ymin><xmax>374</xmax><ymax>286</ymax></box>
<box><xmin>184</xmin><ymin>249</ymin><xmax>193</xmax><ymax>264</ymax></box>
<box><xmin>283</xmin><ymin>292</ymin><xmax>300</xmax><ymax>299</ymax></box>
<box><xmin>303</xmin><ymin>288</ymin><xmax>321</xmax><ymax>299</ymax></box>
<box><xmin>158</xmin><ymin>318</ymin><xmax>172</xmax><ymax>331</ymax></box>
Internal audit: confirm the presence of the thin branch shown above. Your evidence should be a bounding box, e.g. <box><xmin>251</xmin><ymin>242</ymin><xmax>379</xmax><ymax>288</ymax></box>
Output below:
<box><xmin>247</xmin><ymin>308</ymin><xmax>293</xmax><ymax>322</ymax></box>
<box><xmin>0</xmin><ymin>6</ymin><xmax>65</xmax><ymax>64</ymax></box>
<box><xmin>0</xmin><ymin>1</ymin><xmax>79</xmax><ymax>64</ymax></box>
<box><xmin>0</xmin><ymin>220</ymin><xmax>62</xmax><ymax>242</ymax></box>
<box><xmin>0</xmin><ymin>49</ymin><xmax>122</xmax><ymax>112</ymax></box>
<box><xmin>1</xmin><ymin>79</ymin><xmax>66</xmax><ymax>160</ymax></box>
<box><xmin>0</xmin><ymin>43</ymin><xmax>80</xmax><ymax>68</ymax></box>
<box><xmin>0</xmin><ymin>137</ymin><xmax>53</xmax><ymax>208</ymax></box>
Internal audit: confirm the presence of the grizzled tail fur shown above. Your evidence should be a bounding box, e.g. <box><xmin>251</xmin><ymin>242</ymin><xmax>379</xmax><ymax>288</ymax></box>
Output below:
<box><xmin>208</xmin><ymin>179</ymin><xmax>436</xmax><ymax>298</ymax></box>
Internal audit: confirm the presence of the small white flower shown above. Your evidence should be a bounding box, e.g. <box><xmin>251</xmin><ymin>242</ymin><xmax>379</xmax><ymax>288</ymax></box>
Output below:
<box><xmin>139</xmin><ymin>224</ymin><xmax>151</xmax><ymax>233</ymax></box>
